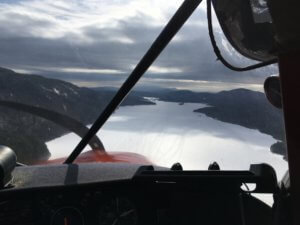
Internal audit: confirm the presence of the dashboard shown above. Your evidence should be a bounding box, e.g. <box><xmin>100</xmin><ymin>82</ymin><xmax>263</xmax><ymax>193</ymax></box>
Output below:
<box><xmin>0</xmin><ymin>163</ymin><xmax>276</xmax><ymax>225</ymax></box>
<box><xmin>1</xmin><ymin>182</ymin><xmax>155</xmax><ymax>225</ymax></box>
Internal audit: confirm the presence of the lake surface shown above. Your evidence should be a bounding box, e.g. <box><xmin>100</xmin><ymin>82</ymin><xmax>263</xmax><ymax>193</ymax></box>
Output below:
<box><xmin>47</xmin><ymin>100</ymin><xmax>287</xmax><ymax>180</ymax></box>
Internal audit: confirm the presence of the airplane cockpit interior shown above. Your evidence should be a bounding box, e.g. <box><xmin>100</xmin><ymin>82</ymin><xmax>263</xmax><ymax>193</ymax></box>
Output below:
<box><xmin>0</xmin><ymin>0</ymin><xmax>299</xmax><ymax>224</ymax></box>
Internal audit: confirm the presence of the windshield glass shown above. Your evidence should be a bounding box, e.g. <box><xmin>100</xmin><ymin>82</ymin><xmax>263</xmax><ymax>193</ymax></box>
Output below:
<box><xmin>0</xmin><ymin>0</ymin><xmax>287</xmax><ymax>179</ymax></box>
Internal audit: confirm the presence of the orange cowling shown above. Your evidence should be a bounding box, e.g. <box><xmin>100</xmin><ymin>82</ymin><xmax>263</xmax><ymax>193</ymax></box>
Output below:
<box><xmin>37</xmin><ymin>150</ymin><xmax>152</xmax><ymax>165</ymax></box>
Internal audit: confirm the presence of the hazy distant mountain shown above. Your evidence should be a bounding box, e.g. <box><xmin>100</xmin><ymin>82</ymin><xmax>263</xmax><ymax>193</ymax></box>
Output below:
<box><xmin>0</xmin><ymin>67</ymin><xmax>153</xmax><ymax>163</ymax></box>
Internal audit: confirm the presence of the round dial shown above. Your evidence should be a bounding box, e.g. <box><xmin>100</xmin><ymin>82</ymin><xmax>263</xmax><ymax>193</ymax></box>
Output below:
<box><xmin>99</xmin><ymin>197</ymin><xmax>138</xmax><ymax>225</ymax></box>
<box><xmin>51</xmin><ymin>207</ymin><xmax>84</xmax><ymax>225</ymax></box>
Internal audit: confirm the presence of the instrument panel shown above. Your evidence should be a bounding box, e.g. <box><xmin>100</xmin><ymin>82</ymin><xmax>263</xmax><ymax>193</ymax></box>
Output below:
<box><xmin>0</xmin><ymin>163</ymin><xmax>276</xmax><ymax>225</ymax></box>
<box><xmin>0</xmin><ymin>182</ymin><xmax>158</xmax><ymax>225</ymax></box>
<box><xmin>40</xmin><ymin>186</ymin><xmax>153</xmax><ymax>225</ymax></box>
<box><xmin>0</xmin><ymin>182</ymin><xmax>272</xmax><ymax>225</ymax></box>
<box><xmin>41</xmin><ymin>190</ymin><xmax>142</xmax><ymax>225</ymax></box>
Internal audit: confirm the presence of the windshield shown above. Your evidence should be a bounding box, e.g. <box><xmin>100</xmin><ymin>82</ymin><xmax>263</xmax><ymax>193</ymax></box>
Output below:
<box><xmin>0</xmin><ymin>0</ymin><xmax>287</xmax><ymax>179</ymax></box>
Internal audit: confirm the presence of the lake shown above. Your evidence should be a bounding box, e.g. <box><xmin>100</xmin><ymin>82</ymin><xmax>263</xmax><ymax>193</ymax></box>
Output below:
<box><xmin>47</xmin><ymin>99</ymin><xmax>288</xmax><ymax>180</ymax></box>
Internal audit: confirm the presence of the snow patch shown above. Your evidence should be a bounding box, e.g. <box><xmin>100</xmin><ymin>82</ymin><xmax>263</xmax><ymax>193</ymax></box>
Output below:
<box><xmin>53</xmin><ymin>88</ymin><xmax>60</xmax><ymax>95</ymax></box>
<box><xmin>68</xmin><ymin>87</ymin><xmax>79</xmax><ymax>95</ymax></box>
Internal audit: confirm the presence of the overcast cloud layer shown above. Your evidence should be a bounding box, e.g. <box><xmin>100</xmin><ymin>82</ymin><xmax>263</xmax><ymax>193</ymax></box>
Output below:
<box><xmin>0</xmin><ymin>0</ymin><xmax>277</xmax><ymax>90</ymax></box>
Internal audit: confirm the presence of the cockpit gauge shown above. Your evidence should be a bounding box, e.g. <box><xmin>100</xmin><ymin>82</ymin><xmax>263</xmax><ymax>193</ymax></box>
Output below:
<box><xmin>51</xmin><ymin>207</ymin><xmax>84</xmax><ymax>225</ymax></box>
<box><xmin>99</xmin><ymin>197</ymin><xmax>138</xmax><ymax>225</ymax></box>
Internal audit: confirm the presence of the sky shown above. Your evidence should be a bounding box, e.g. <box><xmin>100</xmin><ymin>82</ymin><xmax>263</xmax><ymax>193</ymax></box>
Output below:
<box><xmin>0</xmin><ymin>0</ymin><xmax>278</xmax><ymax>91</ymax></box>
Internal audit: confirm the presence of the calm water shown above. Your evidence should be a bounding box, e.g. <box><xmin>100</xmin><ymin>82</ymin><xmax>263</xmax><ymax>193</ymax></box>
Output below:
<box><xmin>47</xmin><ymin>100</ymin><xmax>287</xmax><ymax>179</ymax></box>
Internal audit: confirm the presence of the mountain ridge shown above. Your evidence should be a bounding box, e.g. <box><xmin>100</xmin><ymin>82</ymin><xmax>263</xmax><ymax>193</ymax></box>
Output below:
<box><xmin>0</xmin><ymin>67</ymin><xmax>153</xmax><ymax>163</ymax></box>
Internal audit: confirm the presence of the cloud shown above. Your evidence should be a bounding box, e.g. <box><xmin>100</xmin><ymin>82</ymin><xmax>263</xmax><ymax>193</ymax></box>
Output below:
<box><xmin>0</xmin><ymin>0</ymin><xmax>277</xmax><ymax>89</ymax></box>
<box><xmin>148</xmin><ymin>66</ymin><xmax>183</xmax><ymax>74</ymax></box>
